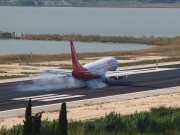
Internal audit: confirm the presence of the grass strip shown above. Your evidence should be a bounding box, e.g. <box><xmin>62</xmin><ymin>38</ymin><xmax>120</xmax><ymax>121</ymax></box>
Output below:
<box><xmin>1</xmin><ymin>106</ymin><xmax>180</xmax><ymax>135</ymax></box>
<box><xmin>17</xmin><ymin>34</ymin><xmax>180</xmax><ymax>46</ymax></box>
<box><xmin>118</xmin><ymin>57</ymin><xmax>180</xmax><ymax>67</ymax></box>
<box><xmin>0</xmin><ymin>75</ymin><xmax>26</xmax><ymax>80</ymax></box>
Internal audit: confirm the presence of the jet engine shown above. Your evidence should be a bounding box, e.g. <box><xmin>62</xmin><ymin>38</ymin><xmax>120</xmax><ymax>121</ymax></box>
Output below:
<box><xmin>113</xmin><ymin>76</ymin><xmax>125</xmax><ymax>80</ymax></box>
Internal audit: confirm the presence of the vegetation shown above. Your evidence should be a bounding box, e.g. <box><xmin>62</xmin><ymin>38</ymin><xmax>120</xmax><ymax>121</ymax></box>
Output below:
<box><xmin>70</xmin><ymin>0</ymin><xmax>179</xmax><ymax>4</ymax></box>
<box><xmin>18</xmin><ymin>34</ymin><xmax>180</xmax><ymax>46</ymax></box>
<box><xmin>20</xmin><ymin>72</ymin><xmax>39</xmax><ymax>75</ymax></box>
<box><xmin>0</xmin><ymin>70</ymin><xmax>7</xmax><ymax>73</ymax></box>
<box><xmin>0</xmin><ymin>35</ymin><xmax>179</xmax><ymax>65</ymax></box>
<box><xmin>23</xmin><ymin>99</ymin><xmax>43</xmax><ymax>135</ymax></box>
<box><xmin>32</xmin><ymin>112</ymin><xmax>43</xmax><ymax>135</ymax></box>
<box><xmin>23</xmin><ymin>99</ymin><xmax>32</xmax><ymax>135</ymax></box>
<box><xmin>0</xmin><ymin>75</ymin><xmax>26</xmax><ymax>80</ymax></box>
<box><xmin>59</xmin><ymin>102</ymin><xmax>68</xmax><ymax>135</ymax></box>
<box><xmin>137</xmin><ymin>0</ymin><xmax>179</xmax><ymax>3</ymax></box>
<box><xmin>118</xmin><ymin>57</ymin><xmax>180</xmax><ymax>67</ymax></box>
<box><xmin>1</xmin><ymin>0</ymin><xmax>179</xmax><ymax>6</ymax></box>
<box><xmin>28</xmin><ymin>57</ymin><xmax>180</xmax><ymax>69</ymax></box>
<box><xmin>0</xmin><ymin>106</ymin><xmax>180</xmax><ymax>135</ymax></box>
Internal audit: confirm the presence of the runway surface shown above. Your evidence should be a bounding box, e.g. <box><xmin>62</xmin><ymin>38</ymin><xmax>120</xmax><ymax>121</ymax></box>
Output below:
<box><xmin>0</xmin><ymin>64</ymin><xmax>179</xmax><ymax>114</ymax></box>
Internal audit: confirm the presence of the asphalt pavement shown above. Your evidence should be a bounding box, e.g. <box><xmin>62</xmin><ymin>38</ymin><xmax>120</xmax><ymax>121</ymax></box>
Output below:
<box><xmin>0</xmin><ymin>64</ymin><xmax>179</xmax><ymax>117</ymax></box>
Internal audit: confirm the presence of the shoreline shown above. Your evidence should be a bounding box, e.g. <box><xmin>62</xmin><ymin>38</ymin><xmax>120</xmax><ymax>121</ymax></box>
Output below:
<box><xmin>1</xmin><ymin>4</ymin><xmax>180</xmax><ymax>8</ymax></box>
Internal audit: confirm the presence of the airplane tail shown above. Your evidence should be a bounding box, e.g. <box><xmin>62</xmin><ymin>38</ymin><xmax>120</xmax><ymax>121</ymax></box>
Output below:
<box><xmin>70</xmin><ymin>40</ymin><xmax>82</xmax><ymax>70</ymax></box>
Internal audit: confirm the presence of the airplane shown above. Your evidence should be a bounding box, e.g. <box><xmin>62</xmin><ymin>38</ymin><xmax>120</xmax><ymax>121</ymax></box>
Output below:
<box><xmin>18</xmin><ymin>40</ymin><xmax>158</xmax><ymax>84</ymax></box>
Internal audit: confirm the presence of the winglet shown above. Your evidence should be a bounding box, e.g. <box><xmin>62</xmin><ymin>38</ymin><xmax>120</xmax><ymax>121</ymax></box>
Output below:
<box><xmin>70</xmin><ymin>40</ymin><xmax>82</xmax><ymax>70</ymax></box>
<box><xmin>156</xmin><ymin>59</ymin><xmax>158</xmax><ymax>69</ymax></box>
<box><xmin>17</xmin><ymin>56</ymin><xmax>23</xmax><ymax>66</ymax></box>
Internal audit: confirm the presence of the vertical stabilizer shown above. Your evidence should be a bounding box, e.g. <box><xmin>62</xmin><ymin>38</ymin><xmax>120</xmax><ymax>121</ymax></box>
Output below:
<box><xmin>70</xmin><ymin>40</ymin><xmax>82</xmax><ymax>70</ymax></box>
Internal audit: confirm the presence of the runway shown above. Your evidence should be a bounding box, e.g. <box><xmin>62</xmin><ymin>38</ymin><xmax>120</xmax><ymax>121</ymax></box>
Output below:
<box><xmin>0</xmin><ymin>63</ymin><xmax>179</xmax><ymax>118</ymax></box>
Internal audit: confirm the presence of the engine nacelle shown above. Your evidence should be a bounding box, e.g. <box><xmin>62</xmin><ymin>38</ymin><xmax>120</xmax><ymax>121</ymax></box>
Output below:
<box><xmin>113</xmin><ymin>76</ymin><xmax>125</xmax><ymax>80</ymax></box>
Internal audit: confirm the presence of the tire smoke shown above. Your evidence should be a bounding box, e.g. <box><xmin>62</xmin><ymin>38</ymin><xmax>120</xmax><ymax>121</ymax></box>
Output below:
<box><xmin>16</xmin><ymin>74</ymin><xmax>108</xmax><ymax>91</ymax></box>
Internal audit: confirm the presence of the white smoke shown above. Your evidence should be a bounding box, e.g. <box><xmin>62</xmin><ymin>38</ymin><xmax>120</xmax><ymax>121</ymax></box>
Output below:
<box><xmin>16</xmin><ymin>74</ymin><xmax>108</xmax><ymax>91</ymax></box>
<box><xmin>86</xmin><ymin>79</ymin><xmax>108</xmax><ymax>89</ymax></box>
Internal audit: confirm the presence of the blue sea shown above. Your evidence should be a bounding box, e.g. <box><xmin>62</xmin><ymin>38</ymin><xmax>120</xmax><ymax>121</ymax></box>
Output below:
<box><xmin>1</xmin><ymin>7</ymin><xmax>180</xmax><ymax>37</ymax></box>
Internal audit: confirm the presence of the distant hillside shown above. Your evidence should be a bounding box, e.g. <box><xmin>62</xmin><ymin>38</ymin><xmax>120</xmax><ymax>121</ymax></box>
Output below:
<box><xmin>69</xmin><ymin>0</ymin><xmax>179</xmax><ymax>4</ymax></box>
<box><xmin>136</xmin><ymin>0</ymin><xmax>179</xmax><ymax>3</ymax></box>
<box><xmin>0</xmin><ymin>0</ymin><xmax>180</xmax><ymax>7</ymax></box>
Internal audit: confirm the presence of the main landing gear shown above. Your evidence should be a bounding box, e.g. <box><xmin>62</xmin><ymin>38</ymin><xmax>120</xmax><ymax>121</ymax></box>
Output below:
<box><xmin>103</xmin><ymin>79</ymin><xmax>109</xmax><ymax>84</ymax></box>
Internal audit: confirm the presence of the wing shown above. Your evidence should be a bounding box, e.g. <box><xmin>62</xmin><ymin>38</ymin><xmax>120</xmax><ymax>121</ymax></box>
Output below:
<box><xmin>18</xmin><ymin>57</ymin><xmax>72</xmax><ymax>76</ymax></box>
<box><xmin>105</xmin><ymin>60</ymin><xmax>158</xmax><ymax>80</ymax></box>
<box><xmin>105</xmin><ymin>70</ymin><xmax>132</xmax><ymax>79</ymax></box>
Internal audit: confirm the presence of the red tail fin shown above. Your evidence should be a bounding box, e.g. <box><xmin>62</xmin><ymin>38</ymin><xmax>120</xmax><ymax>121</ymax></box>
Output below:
<box><xmin>70</xmin><ymin>40</ymin><xmax>82</xmax><ymax>70</ymax></box>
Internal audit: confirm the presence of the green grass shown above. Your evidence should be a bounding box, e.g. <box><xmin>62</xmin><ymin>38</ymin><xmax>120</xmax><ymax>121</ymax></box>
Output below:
<box><xmin>20</xmin><ymin>72</ymin><xmax>39</xmax><ymax>75</ymax></box>
<box><xmin>25</xmin><ymin>57</ymin><xmax>180</xmax><ymax>69</ymax></box>
<box><xmin>0</xmin><ymin>70</ymin><xmax>7</xmax><ymax>73</ymax></box>
<box><xmin>1</xmin><ymin>106</ymin><xmax>180</xmax><ymax>135</ymax></box>
<box><xmin>118</xmin><ymin>57</ymin><xmax>180</xmax><ymax>67</ymax></box>
<box><xmin>17</xmin><ymin>34</ymin><xmax>180</xmax><ymax>46</ymax></box>
<box><xmin>0</xmin><ymin>75</ymin><xmax>26</xmax><ymax>80</ymax></box>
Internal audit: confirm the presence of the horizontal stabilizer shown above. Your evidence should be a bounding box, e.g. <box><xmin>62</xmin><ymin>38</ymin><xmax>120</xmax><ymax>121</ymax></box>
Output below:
<box><xmin>17</xmin><ymin>57</ymin><xmax>23</xmax><ymax>66</ymax></box>
<box><xmin>17</xmin><ymin>57</ymin><xmax>72</xmax><ymax>75</ymax></box>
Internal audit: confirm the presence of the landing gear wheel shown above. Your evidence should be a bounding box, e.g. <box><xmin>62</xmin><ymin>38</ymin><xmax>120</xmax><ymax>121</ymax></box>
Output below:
<box><xmin>103</xmin><ymin>79</ymin><xmax>109</xmax><ymax>84</ymax></box>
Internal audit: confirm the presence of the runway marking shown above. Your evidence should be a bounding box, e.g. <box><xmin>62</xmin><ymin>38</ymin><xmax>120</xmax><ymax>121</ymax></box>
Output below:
<box><xmin>12</xmin><ymin>94</ymin><xmax>57</xmax><ymax>100</ymax></box>
<box><xmin>40</xmin><ymin>95</ymin><xmax>85</xmax><ymax>101</ymax></box>
<box><xmin>12</xmin><ymin>94</ymin><xmax>85</xmax><ymax>102</ymax></box>
<box><xmin>28</xmin><ymin>94</ymin><xmax>69</xmax><ymax>101</ymax></box>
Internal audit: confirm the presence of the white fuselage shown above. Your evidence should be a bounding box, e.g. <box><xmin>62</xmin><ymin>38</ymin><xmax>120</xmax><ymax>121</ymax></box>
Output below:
<box><xmin>83</xmin><ymin>57</ymin><xmax>118</xmax><ymax>76</ymax></box>
<box><xmin>72</xmin><ymin>57</ymin><xmax>118</xmax><ymax>81</ymax></box>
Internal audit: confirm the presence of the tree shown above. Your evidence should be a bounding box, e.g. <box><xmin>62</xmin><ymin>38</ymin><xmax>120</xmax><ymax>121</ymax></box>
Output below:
<box><xmin>16</xmin><ymin>0</ymin><xmax>35</xmax><ymax>5</ymax></box>
<box><xmin>23</xmin><ymin>99</ymin><xmax>32</xmax><ymax>135</ymax></box>
<box><xmin>32</xmin><ymin>111</ymin><xmax>43</xmax><ymax>135</ymax></box>
<box><xmin>59</xmin><ymin>102</ymin><xmax>68</xmax><ymax>135</ymax></box>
